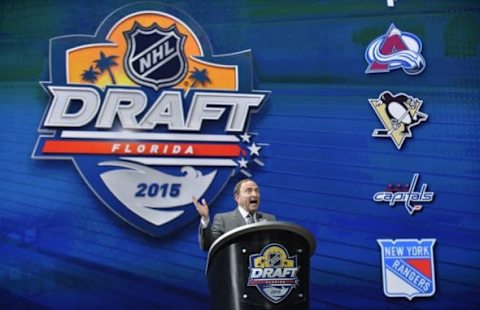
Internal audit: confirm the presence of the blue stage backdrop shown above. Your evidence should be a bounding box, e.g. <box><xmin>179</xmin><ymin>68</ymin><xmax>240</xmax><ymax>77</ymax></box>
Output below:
<box><xmin>1</xmin><ymin>0</ymin><xmax>479</xmax><ymax>309</ymax></box>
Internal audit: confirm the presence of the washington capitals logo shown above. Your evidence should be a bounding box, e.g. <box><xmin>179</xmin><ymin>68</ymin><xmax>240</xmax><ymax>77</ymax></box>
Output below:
<box><xmin>32</xmin><ymin>3</ymin><xmax>269</xmax><ymax>236</ymax></box>
<box><xmin>247</xmin><ymin>244</ymin><xmax>299</xmax><ymax>304</ymax></box>
<box><xmin>373</xmin><ymin>173</ymin><xmax>434</xmax><ymax>215</ymax></box>
<box><xmin>369</xmin><ymin>91</ymin><xmax>428</xmax><ymax>149</ymax></box>
<box><xmin>365</xmin><ymin>23</ymin><xmax>426</xmax><ymax>75</ymax></box>
<box><xmin>377</xmin><ymin>239</ymin><xmax>436</xmax><ymax>300</ymax></box>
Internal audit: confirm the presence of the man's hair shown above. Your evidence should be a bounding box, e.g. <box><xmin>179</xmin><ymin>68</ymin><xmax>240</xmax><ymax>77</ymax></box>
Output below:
<box><xmin>234</xmin><ymin>178</ymin><xmax>253</xmax><ymax>195</ymax></box>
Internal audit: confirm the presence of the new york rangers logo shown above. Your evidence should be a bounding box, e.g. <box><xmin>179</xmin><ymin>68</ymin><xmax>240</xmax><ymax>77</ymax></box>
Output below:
<box><xmin>365</xmin><ymin>23</ymin><xmax>426</xmax><ymax>75</ymax></box>
<box><xmin>124</xmin><ymin>22</ymin><xmax>187</xmax><ymax>90</ymax></box>
<box><xmin>247</xmin><ymin>244</ymin><xmax>299</xmax><ymax>304</ymax></box>
<box><xmin>377</xmin><ymin>239</ymin><xmax>436</xmax><ymax>300</ymax></box>
<box><xmin>32</xmin><ymin>3</ymin><xmax>268</xmax><ymax>237</ymax></box>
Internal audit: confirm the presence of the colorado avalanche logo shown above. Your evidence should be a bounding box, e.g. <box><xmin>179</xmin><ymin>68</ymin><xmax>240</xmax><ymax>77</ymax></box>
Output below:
<box><xmin>365</xmin><ymin>23</ymin><xmax>426</xmax><ymax>75</ymax></box>
<box><xmin>124</xmin><ymin>23</ymin><xmax>187</xmax><ymax>90</ymax></box>
<box><xmin>32</xmin><ymin>3</ymin><xmax>268</xmax><ymax>237</ymax></box>
<box><xmin>248</xmin><ymin>244</ymin><xmax>299</xmax><ymax>304</ymax></box>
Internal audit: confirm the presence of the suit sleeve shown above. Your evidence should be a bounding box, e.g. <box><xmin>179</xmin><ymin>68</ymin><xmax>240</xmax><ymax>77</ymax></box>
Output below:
<box><xmin>198</xmin><ymin>214</ymin><xmax>225</xmax><ymax>251</ymax></box>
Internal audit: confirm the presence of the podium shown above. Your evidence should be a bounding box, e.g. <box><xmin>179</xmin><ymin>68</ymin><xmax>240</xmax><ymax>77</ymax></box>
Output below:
<box><xmin>206</xmin><ymin>222</ymin><xmax>316</xmax><ymax>310</ymax></box>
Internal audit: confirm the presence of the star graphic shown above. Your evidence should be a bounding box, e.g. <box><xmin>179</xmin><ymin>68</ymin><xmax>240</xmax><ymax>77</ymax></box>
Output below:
<box><xmin>239</xmin><ymin>132</ymin><xmax>251</xmax><ymax>143</ymax></box>
<box><xmin>247</xmin><ymin>143</ymin><xmax>261</xmax><ymax>156</ymax></box>
<box><xmin>237</xmin><ymin>157</ymin><xmax>248</xmax><ymax>169</ymax></box>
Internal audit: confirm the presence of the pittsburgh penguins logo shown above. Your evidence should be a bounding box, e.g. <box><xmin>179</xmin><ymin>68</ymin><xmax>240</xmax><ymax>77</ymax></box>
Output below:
<box><xmin>369</xmin><ymin>91</ymin><xmax>428</xmax><ymax>149</ymax></box>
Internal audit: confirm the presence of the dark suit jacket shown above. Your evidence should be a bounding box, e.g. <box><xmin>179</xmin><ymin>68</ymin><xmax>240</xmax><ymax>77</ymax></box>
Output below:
<box><xmin>199</xmin><ymin>208</ymin><xmax>276</xmax><ymax>251</ymax></box>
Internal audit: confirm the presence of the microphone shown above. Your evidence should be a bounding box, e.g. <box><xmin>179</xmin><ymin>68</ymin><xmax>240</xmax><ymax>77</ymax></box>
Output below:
<box><xmin>257</xmin><ymin>213</ymin><xmax>267</xmax><ymax>223</ymax></box>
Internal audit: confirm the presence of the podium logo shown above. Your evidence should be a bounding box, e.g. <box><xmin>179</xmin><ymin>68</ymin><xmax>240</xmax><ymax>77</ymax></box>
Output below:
<box><xmin>32</xmin><ymin>3</ymin><xmax>268</xmax><ymax>237</ymax></box>
<box><xmin>365</xmin><ymin>23</ymin><xmax>426</xmax><ymax>75</ymax></box>
<box><xmin>369</xmin><ymin>91</ymin><xmax>428</xmax><ymax>149</ymax></box>
<box><xmin>248</xmin><ymin>243</ymin><xmax>299</xmax><ymax>304</ymax></box>
<box><xmin>377</xmin><ymin>239</ymin><xmax>436</xmax><ymax>300</ymax></box>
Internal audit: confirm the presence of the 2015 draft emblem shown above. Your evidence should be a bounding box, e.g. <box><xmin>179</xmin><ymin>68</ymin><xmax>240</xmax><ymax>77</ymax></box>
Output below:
<box><xmin>365</xmin><ymin>23</ymin><xmax>426</xmax><ymax>75</ymax></box>
<box><xmin>377</xmin><ymin>239</ymin><xmax>436</xmax><ymax>300</ymax></box>
<box><xmin>247</xmin><ymin>243</ymin><xmax>299</xmax><ymax>304</ymax></box>
<box><xmin>369</xmin><ymin>91</ymin><xmax>428</xmax><ymax>149</ymax></box>
<box><xmin>32</xmin><ymin>3</ymin><xmax>269</xmax><ymax>236</ymax></box>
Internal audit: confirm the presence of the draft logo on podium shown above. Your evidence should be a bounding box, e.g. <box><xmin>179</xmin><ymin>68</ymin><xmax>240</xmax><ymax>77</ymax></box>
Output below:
<box><xmin>365</xmin><ymin>23</ymin><xmax>426</xmax><ymax>75</ymax></box>
<box><xmin>248</xmin><ymin>243</ymin><xmax>300</xmax><ymax>304</ymax></box>
<box><xmin>32</xmin><ymin>3</ymin><xmax>269</xmax><ymax>236</ymax></box>
<box><xmin>377</xmin><ymin>239</ymin><xmax>436</xmax><ymax>300</ymax></box>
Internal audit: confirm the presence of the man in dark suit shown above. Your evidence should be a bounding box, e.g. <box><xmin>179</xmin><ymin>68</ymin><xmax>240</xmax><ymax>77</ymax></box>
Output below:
<box><xmin>193</xmin><ymin>178</ymin><xmax>276</xmax><ymax>251</ymax></box>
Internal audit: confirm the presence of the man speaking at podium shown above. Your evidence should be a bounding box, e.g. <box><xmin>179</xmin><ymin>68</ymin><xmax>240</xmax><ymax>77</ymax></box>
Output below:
<box><xmin>193</xmin><ymin>179</ymin><xmax>276</xmax><ymax>251</ymax></box>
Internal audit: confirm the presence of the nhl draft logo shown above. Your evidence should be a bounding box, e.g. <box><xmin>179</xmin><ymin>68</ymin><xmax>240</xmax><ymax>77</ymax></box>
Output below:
<box><xmin>32</xmin><ymin>3</ymin><xmax>268</xmax><ymax>236</ymax></box>
<box><xmin>247</xmin><ymin>243</ymin><xmax>300</xmax><ymax>304</ymax></box>
<box><xmin>369</xmin><ymin>91</ymin><xmax>428</xmax><ymax>149</ymax></box>
<box><xmin>373</xmin><ymin>173</ymin><xmax>434</xmax><ymax>215</ymax></box>
<box><xmin>365</xmin><ymin>23</ymin><xmax>426</xmax><ymax>75</ymax></box>
<box><xmin>377</xmin><ymin>239</ymin><xmax>436</xmax><ymax>300</ymax></box>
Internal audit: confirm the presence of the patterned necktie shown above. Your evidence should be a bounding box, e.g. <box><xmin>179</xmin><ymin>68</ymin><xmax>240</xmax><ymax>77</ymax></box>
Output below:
<box><xmin>246</xmin><ymin>214</ymin><xmax>254</xmax><ymax>224</ymax></box>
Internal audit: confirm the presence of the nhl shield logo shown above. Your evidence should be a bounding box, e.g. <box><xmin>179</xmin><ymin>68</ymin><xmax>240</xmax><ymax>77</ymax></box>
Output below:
<box><xmin>248</xmin><ymin>244</ymin><xmax>299</xmax><ymax>304</ymax></box>
<box><xmin>377</xmin><ymin>239</ymin><xmax>436</xmax><ymax>300</ymax></box>
<box><xmin>124</xmin><ymin>22</ymin><xmax>187</xmax><ymax>90</ymax></box>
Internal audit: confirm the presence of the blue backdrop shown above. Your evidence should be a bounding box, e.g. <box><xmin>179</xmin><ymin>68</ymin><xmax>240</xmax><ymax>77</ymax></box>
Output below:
<box><xmin>1</xmin><ymin>0</ymin><xmax>479</xmax><ymax>308</ymax></box>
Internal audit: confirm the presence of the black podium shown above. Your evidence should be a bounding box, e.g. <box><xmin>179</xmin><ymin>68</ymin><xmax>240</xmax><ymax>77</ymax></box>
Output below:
<box><xmin>206</xmin><ymin>222</ymin><xmax>316</xmax><ymax>310</ymax></box>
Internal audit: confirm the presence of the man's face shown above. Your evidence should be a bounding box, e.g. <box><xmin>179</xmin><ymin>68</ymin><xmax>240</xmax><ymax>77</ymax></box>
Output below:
<box><xmin>235</xmin><ymin>180</ymin><xmax>260</xmax><ymax>213</ymax></box>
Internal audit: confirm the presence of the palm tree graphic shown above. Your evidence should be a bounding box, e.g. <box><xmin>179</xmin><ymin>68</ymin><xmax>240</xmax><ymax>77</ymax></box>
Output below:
<box><xmin>93</xmin><ymin>51</ymin><xmax>118</xmax><ymax>84</ymax></box>
<box><xmin>189</xmin><ymin>67</ymin><xmax>211</xmax><ymax>87</ymax></box>
<box><xmin>81</xmin><ymin>65</ymin><xmax>100</xmax><ymax>83</ymax></box>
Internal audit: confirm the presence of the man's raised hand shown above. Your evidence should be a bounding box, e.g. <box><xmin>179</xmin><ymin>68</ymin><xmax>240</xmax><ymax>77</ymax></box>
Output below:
<box><xmin>192</xmin><ymin>196</ymin><xmax>209</xmax><ymax>220</ymax></box>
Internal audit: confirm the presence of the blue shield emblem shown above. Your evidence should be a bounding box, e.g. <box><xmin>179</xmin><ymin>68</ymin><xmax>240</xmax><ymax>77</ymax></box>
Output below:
<box><xmin>377</xmin><ymin>239</ymin><xmax>436</xmax><ymax>300</ymax></box>
<box><xmin>124</xmin><ymin>22</ymin><xmax>187</xmax><ymax>90</ymax></box>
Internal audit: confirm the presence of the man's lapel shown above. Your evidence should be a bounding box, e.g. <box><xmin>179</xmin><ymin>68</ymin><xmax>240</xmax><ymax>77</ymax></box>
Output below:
<box><xmin>233</xmin><ymin>208</ymin><xmax>246</xmax><ymax>227</ymax></box>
